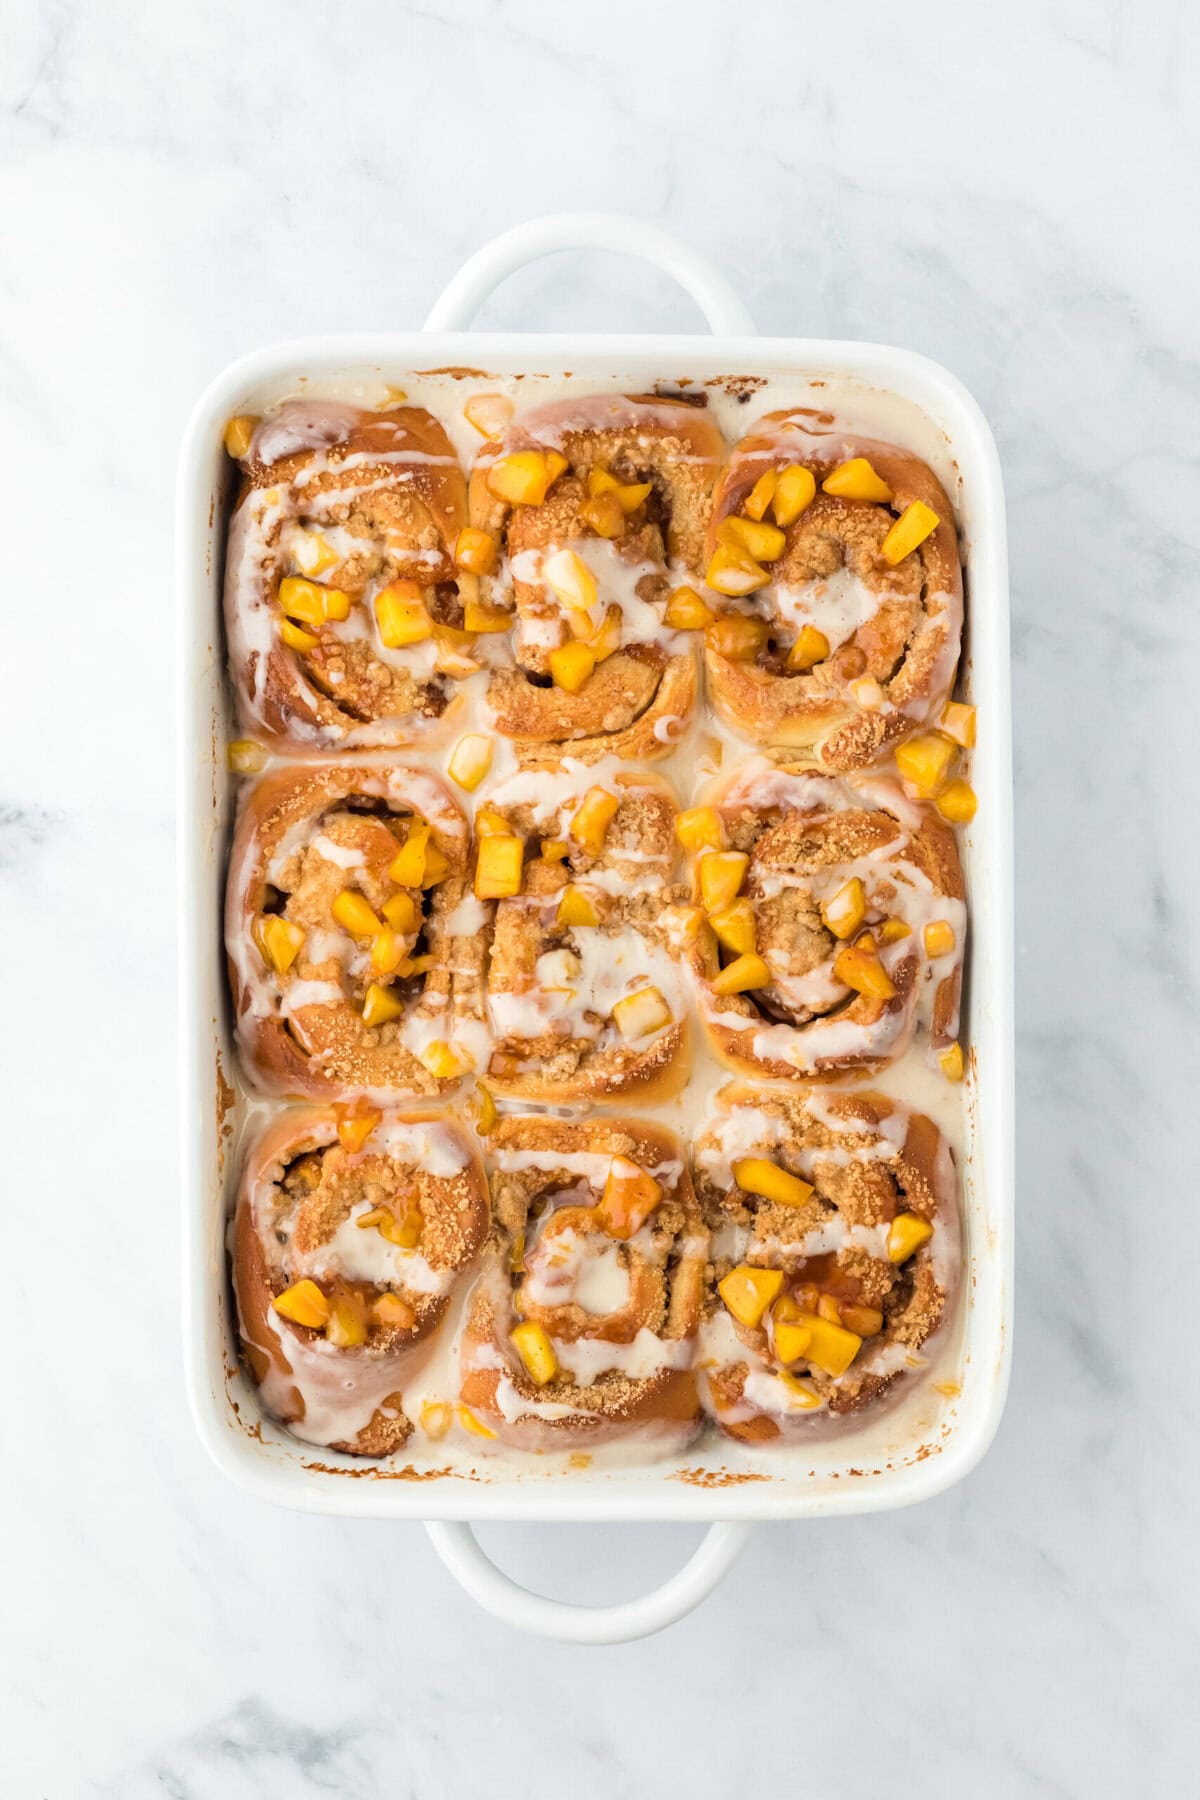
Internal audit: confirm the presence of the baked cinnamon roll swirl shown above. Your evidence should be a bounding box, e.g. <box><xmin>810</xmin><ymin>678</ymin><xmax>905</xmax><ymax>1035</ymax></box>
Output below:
<box><xmin>702</xmin><ymin>413</ymin><xmax>962</xmax><ymax>769</ymax></box>
<box><xmin>227</xmin><ymin>763</ymin><xmax>485</xmax><ymax>1098</ymax></box>
<box><xmin>474</xmin><ymin>765</ymin><xmax>687</xmax><ymax>1100</ymax></box>
<box><xmin>466</xmin><ymin>395</ymin><xmax>724</xmax><ymax>760</ymax></box>
<box><xmin>458</xmin><ymin>1117</ymin><xmax>707</xmax><ymax>1450</ymax></box>
<box><xmin>693</xmin><ymin>1084</ymin><xmax>959</xmax><ymax>1440</ymax></box>
<box><xmin>225</xmin><ymin>401</ymin><xmax>478</xmax><ymax>750</ymax></box>
<box><xmin>680</xmin><ymin>758</ymin><xmax>964</xmax><ymax>1079</ymax></box>
<box><xmin>233</xmin><ymin>1108</ymin><xmax>489</xmax><ymax>1455</ymax></box>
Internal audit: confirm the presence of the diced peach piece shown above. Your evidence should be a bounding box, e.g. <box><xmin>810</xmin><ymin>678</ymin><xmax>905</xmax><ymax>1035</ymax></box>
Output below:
<box><xmin>886</xmin><ymin>1212</ymin><xmax>934</xmax><ymax>1263</ymax></box>
<box><xmin>548</xmin><ymin>641</ymin><xmax>596</xmax><ymax>693</ymax></box>
<box><xmin>717</xmin><ymin>514</ymin><xmax>787</xmax><ymax>563</ymax></box>
<box><xmin>705</xmin><ymin>615</ymin><xmax>769</xmax><ymax>661</ymax></box>
<box><xmin>361</xmin><ymin>983</ymin><xmax>404</xmax><ymax>1028</ymax></box>
<box><xmin>556</xmin><ymin>885</ymin><xmax>601</xmax><ymax>929</ymax></box>
<box><xmin>331</xmin><ymin>889</ymin><xmax>383</xmax><ymax>940</ymax></box>
<box><xmin>382</xmin><ymin>891</ymin><xmax>419</xmax><ymax>935</ymax></box>
<box><xmin>226</xmin><ymin>738</ymin><xmax>268</xmax><ymax>775</ymax></box>
<box><xmin>474</xmin><ymin>834</ymin><xmax>525</xmax><ymax>899</ymax></box>
<box><xmin>676</xmin><ymin>806</ymin><xmax>725</xmax><ymax>856</ymax></box>
<box><xmin>464</xmin><ymin>393</ymin><xmax>514</xmax><ymax>439</ymax></box>
<box><xmin>255</xmin><ymin>915</ymin><xmax>305</xmax><ymax>974</ymax></box>
<box><xmin>454</xmin><ymin>527</ymin><xmax>498</xmax><ymax>575</ymax></box>
<box><xmin>279</xmin><ymin>617</ymin><xmax>319</xmax><ymax>653</ymax></box>
<box><xmin>936</xmin><ymin>779</ymin><xmax>978</xmax><ymax>825</ymax></box>
<box><xmin>485</xmin><ymin>449</ymin><xmax>567</xmax><ymax>506</ymax></box>
<box><xmin>895</xmin><ymin>732</ymin><xmax>957</xmax><ymax>797</ymax></box>
<box><xmin>705</xmin><ymin>544</ymin><xmax>769</xmax><ymax>596</ymax></box>
<box><xmin>663</xmin><ymin>585</ymin><xmax>715</xmax><ymax>629</ymax></box>
<box><xmin>710</xmin><ymin>952</ymin><xmax>770</xmax><ymax>995</ymax></box>
<box><xmin>833</xmin><ymin>938</ymin><xmax>896</xmax><ymax>1000</ymax></box>
<box><xmin>881</xmin><ymin>499</ymin><xmax>939</xmax><ymax>566</ymax></box>
<box><xmin>822</xmin><ymin>457</ymin><xmax>893</xmax><ymax>503</ymax></box>
<box><xmin>326</xmin><ymin>1290</ymin><xmax>368</xmax><ymax>1347</ymax></box>
<box><xmin>742</xmin><ymin>468</ymin><xmax>778</xmax><ymax>521</ymax></box>
<box><xmin>334</xmin><ymin>1101</ymin><xmax>381</xmax><ymax>1154</ymax></box>
<box><xmin>463</xmin><ymin>598</ymin><xmax>514</xmax><ymax>633</ymax></box>
<box><xmin>718</xmin><ymin>1265</ymin><xmax>783</xmax><ymax>1328</ymax></box>
<box><xmin>447</xmin><ymin>733</ymin><xmax>493</xmax><ymax>792</ymax></box>
<box><xmin>787</xmin><ymin>624</ymin><xmax>830</xmax><ymax>671</ymax></box>
<box><xmin>771</xmin><ymin>464</ymin><xmax>817</xmax><ymax>526</ymax></box>
<box><xmin>820</xmin><ymin>877</ymin><xmax>866</xmax><ymax>941</ymax></box>
<box><xmin>599</xmin><ymin>1156</ymin><xmax>663</xmax><ymax>1239</ymax></box>
<box><xmin>388</xmin><ymin>822</ymin><xmax>430</xmax><ymax>887</ymax></box>
<box><xmin>375</xmin><ymin>581</ymin><xmax>433</xmax><ymax>647</ymax></box>
<box><xmin>223</xmin><ymin>415</ymin><xmax>258</xmax><ymax>459</ymax></box>
<box><xmin>733</xmin><ymin>1158</ymin><xmax>813</xmax><ymax>1208</ymax></box>
<box><xmin>699</xmin><ymin>850</ymin><xmax>749</xmax><ymax>912</ymax></box>
<box><xmin>939</xmin><ymin>701</ymin><xmax>977</xmax><ymax>749</ymax></box>
<box><xmin>272</xmin><ymin>1279</ymin><xmax>329</xmax><ymax>1329</ymax></box>
<box><xmin>511</xmin><ymin>1320</ymin><xmax>559</xmax><ymax>1386</ymax></box>
<box><xmin>841</xmin><ymin>1304</ymin><xmax>884</xmax><ymax>1337</ymax></box>
<box><xmin>372</xmin><ymin>1293</ymin><xmax>416</xmax><ymax>1329</ymax></box>
<box><xmin>542</xmin><ymin>547</ymin><xmax>597</xmax><ymax>612</ymax></box>
<box><xmin>569</xmin><ymin>786</ymin><xmax>621</xmax><ymax>855</ymax></box>
<box><xmin>611</xmin><ymin>985</ymin><xmax>672</xmax><ymax>1041</ymax></box>
<box><xmin>708</xmin><ymin>898</ymin><xmax>757</xmax><ymax>957</ymax></box>
<box><xmin>924</xmin><ymin>919</ymin><xmax>956</xmax><ymax>958</ymax></box>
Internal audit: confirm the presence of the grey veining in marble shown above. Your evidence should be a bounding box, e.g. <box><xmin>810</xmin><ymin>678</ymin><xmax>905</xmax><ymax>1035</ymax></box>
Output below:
<box><xmin>3</xmin><ymin>0</ymin><xmax>1197</xmax><ymax>1794</ymax></box>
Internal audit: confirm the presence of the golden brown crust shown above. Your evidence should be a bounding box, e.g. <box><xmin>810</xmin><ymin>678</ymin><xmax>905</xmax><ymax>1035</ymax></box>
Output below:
<box><xmin>685</xmin><ymin>764</ymin><xmax>965</xmax><ymax>1080</ymax></box>
<box><xmin>459</xmin><ymin>1116</ymin><xmax>707</xmax><ymax>1449</ymax></box>
<box><xmin>704</xmin><ymin>417</ymin><xmax>962</xmax><ymax>769</ymax></box>
<box><xmin>225</xmin><ymin>403</ymin><xmax>470</xmax><ymax>751</ymax></box>
<box><xmin>694</xmin><ymin>1084</ymin><xmax>959</xmax><ymax>1440</ymax></box>
<box><xmin>226</xmin><ymin>762</ymin><xmax>479</xmax><ymax>1099</ymax></box>
<box><xmin>233</xmin><ymin>1107</ymin><xmax>489</xmax><ymax>1456</ymax></box>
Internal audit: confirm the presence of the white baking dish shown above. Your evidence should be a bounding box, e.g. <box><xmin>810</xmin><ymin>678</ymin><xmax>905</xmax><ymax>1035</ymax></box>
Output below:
<box><xmin>177</xmin><ymin>214</ymin><xmax>1013</xmax><ymax>1643</ymax></box>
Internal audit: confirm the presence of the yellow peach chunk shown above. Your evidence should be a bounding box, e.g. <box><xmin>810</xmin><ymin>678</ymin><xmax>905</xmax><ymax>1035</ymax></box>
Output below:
<box><xmin>822</xmin><ymin>457</ymin><xmax>893</xmax><ymax>503</ymax></box>
<box><xmin>886</xmin><ymin>1212</ymin><xmax>934</xmax><ymax>1263</ymax></box>
<box><xmin>881</xmin><ymin>499</ymin><xmax>940</xmax><ymax>566</ymax></box>
<box><xmin>272</xmin><ymin>1279</ymin><xmax>329</xmax><ymax>1329</ymax></box>
<box><xmin>474</xmin><ymin>834</ymin><xmax>525</xmax><ymax>899</ymax></box>
<box><xmin>733</xmin><ymin>1159</ymin><xmax>814</xmax><ymax>1208</ymax></box>
<box><xmin>718</xmin><ymin>1265</ymin><xmax>784</xmax><ymax>1329</ymax></box>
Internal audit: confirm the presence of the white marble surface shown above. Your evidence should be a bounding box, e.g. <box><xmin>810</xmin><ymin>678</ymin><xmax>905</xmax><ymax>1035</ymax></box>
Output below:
<box><xmin>4</xmin><ymin>0</ymin><xmax>1197</xmax><ymax>1792</ymax></box>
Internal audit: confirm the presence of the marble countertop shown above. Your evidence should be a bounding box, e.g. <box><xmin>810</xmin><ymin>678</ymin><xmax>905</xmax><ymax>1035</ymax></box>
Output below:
<box><xmin>5</xmin><ymin>0</ymin><xmax>1196</xmax><ymax>1793</ymax></box>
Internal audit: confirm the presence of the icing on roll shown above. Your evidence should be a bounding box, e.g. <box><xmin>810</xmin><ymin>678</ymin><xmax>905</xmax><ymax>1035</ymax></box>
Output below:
<box><xmin>701</xmin><ymin>415</ymin><xmax>962</xmax><ymax>771</ymax></box>
<box><xmin>457</xmin><ymin>1116</ymin><xmax>708</xmax><ymax>1451</ymax></box>
<box><xmin>465</xmin><ymin>395</ymin><xmax>726</xmax><ymax>762</ymax></box>
<box><xmin>473</xmin><ymin>768</ymin><xmax>689</xmax><ymax>1102</ymax></box>
<box><xmin>225</xmin><ymin>401</ymin><xmax>481</xmax><ymax>750</ymax></box>
<box><xmin>693</xmin><ymin>1083</ymin><xmax>960</xmax><ymax>1440</ymax></box>
<box><xmin>677</xmin><ymin>757</ymin><xmax>965</xmax><ymax>1079</ymax></box>
<box><xmin>226</xmin><ymin>762</ymin><xmax>486</xmax><ymax>1099</ymax></box>
<box><xmin>232</xmin><ymin>1108</ymin><xmax>489</xmax><ymax>1455</ymax></box>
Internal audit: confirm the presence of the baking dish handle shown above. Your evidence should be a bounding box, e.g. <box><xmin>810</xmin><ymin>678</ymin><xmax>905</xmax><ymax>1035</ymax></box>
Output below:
<box><xmin>424</xmin><ymin>1518</ymin><xmax>751</xmax><ymax>1644</ymax></box>
<box><xmin>423</xmin><ymin>213</ymin><xmax>756</xmax><ymax>336</ymax></box>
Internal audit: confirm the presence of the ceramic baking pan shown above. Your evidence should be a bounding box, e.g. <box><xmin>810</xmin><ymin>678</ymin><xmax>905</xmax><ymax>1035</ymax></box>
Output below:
<box><xmin>177</xmin><ymin>214</ymin><xmax>1013</xmax><ymax>1642</ymax></box>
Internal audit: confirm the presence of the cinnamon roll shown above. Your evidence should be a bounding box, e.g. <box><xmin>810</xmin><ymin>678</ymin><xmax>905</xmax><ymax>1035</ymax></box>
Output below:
<box><xmin>473</xmin><ymin>764</ymin><xmax>688</xmax><ymax>1101</ymax></box>
<box><xmin>693</xmin><ymin>1084</ymin><xmax>959</xmax><ymax>1440</ymax></box>
<box><xmin>227</xmin><ymin>762</ymin><xmax>487</xmax><ymax>1099</ymax></box>
<box><xmin>233</xmin><ymin>1107</ymin><xmax>489</xmax><ymax>1455</ymax></box>
<box><xmin>702</xmin><ymin>413</ymin><xmax>962</xmax><ymax>769</ymax></box>
<box><xmin>467</xmin><ymin>395</ymin><xmax>725</xmax><ymax>760</ymax></box>
<box><xmin>225</xmin><ymin>401</ymin><xmax>479</xmax><ymax>750</ymax></box>
<box><xmin>458</xmin><ymin>1116</ymin><xmax>707</xmax><ymax>1450</ymax></box>
<box><xmin>680</xmin><ymin>757</ymin><xmax>964</xmax><ymax>1079</ymax></box>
